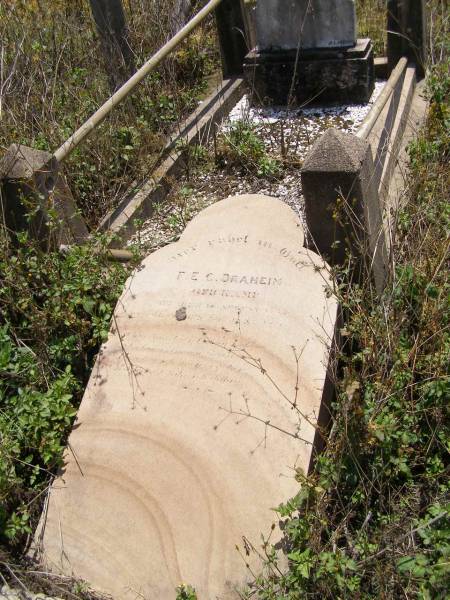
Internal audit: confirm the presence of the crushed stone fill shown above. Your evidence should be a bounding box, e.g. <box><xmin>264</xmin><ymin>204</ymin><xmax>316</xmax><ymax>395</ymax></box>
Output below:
<box><xmin>226</xmin><ymin>80</ymin><xmax>384</xmax><ymax>160</ymax></box>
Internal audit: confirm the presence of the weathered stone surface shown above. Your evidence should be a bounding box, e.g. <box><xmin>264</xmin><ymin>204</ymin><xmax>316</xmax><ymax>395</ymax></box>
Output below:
<box><xmin>0</xmin><ymin>144</ymin><xmax>88</xmax><ymax>245</ymax></box>
<box><xmin>36</xmin><ymin>195</ymin><xmax>338</xmax><ymax>599</ymax></box>
<box><xmin>254</xmin><ymin>0</ymin><xmax>356</xmax><ymax>51</ymax></box>
<box><xmin>301</xmin><ymin>128</ymin><xmax>387</xmax><ymax>291</ymax></box>
<box><xmin>244</xmin><ymin>38</ymin><xmax>374</xmax><ymax>105</ymax></box>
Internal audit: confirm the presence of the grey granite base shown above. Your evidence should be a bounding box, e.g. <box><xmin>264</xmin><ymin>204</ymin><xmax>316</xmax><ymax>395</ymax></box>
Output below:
<box><xmin>244</xmin><ymin>38</ymin><xmax>374</xmax><ymax>106</ymax></box>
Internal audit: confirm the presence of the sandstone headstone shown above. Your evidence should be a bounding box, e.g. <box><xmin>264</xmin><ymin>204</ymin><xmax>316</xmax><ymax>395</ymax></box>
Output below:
<box><xmin>254</xmin><ymin>0</ymin><xmax>356</xmax><ymax>51</ymax></box>
<box><xmin>36</xmin><ymin>195</ymin><xmax>338</xmax><ymax>599</ymax></box>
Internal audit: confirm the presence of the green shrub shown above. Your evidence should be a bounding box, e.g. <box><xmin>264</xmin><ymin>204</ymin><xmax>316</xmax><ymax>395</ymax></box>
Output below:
<box><xmin>0</xmin><ymin>229</ymin><xmax>131</xmax><ymax>547</ymax></box>
<box><xmin>241</xmin><ymin>43</ymin><xmax>450</xmax><ymax>600</ymax></box>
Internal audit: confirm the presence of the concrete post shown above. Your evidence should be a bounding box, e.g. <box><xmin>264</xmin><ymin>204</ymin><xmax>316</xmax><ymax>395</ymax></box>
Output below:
<box><xmin>301</xmin><ymin>129</ymin><xmax>387</xmax><ymax>293</ymax></box>
<box><xmin>215</xmin><ymin>0</ymin><xmax>247</xmax><ymax>77</ymax></box>
<box><xmin>387</xmin><ymin>0</ymin><xmax>427</xmax><ymax>78</ymax></box>
<box><xmin>0</xmin><ymin>145</ymin><xmax>89</xmax><ymax>246</ymax></box>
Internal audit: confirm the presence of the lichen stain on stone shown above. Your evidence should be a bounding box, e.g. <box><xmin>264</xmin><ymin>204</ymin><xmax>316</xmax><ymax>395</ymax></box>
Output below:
<box><xmin>176</xmin><ymin>306</ymin><xmax>187</xmax><ymax>321</ymax></box>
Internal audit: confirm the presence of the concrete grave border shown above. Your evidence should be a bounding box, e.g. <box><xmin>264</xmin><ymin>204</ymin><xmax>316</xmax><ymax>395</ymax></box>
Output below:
<box><xmin>99</xmin><ymin>56</ymin><xmax>396</xmax><ymax>249</ymax></box>
<box><xmin>98</xmin><ymin>77</ymin><xmax>245</xmax><ymax>245</ymax></box>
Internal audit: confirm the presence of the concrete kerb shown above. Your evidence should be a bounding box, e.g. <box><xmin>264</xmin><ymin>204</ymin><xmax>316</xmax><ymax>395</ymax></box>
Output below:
<box><xmin>363</xmin><ymin>64</ymin><xmax>416</xmax><ymax>258</ymax></box>
<box><xmin>383</xmin><ymin>79</ymin><xmax>428</xmax><ymax>255</ymax></box>
<box><xmin>374</xmin><ymin>57</ymin><xmax>389</xmax><ymax>79</ymax></box>
<box><xmin>98</xmin><ymin>77</ymin><xmax>245</xmax><ymax>246</ymax></box>
<box><xmin>97</xmin><ymin>55</ymin><xmax>391</xmax><ymax>249</ymax></box>
<box><xmin>363</xmin><ymin>65</ymin><xmax>416</xmax><ymax>195</ymax></box>
<box><xmin>377</xmin><ymin>67</ymin><xmax>416</xmax><ymax>204</ymax></box>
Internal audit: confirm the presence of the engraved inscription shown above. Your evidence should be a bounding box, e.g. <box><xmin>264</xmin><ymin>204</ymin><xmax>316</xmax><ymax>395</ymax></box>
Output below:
<box><xmin>207</xmin><ymin>234</ymin><xmax>248</xmax><ymax>246</ymax></box>
<box><xmin>178</xmin><ymin>271</ymin><xmax>282</xmax><ymax>286</ymax></box>
<box><xmin>191</xmin><ymin>288</ymin><xmax>258</xmax><ymax>299</ymax></box>
<box><xmin>170</xmin><ymin>246</ymin><xmax>197</xmax><ymax>261</ymax></box>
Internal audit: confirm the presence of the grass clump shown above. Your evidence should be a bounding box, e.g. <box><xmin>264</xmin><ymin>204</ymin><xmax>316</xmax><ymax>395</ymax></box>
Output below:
<box><xmin>241</xmin><ymin>48</ymin><xmax>449</xmax><ymax>600</ymax></box>
<box><xmin>216</xmin><ymin>120</ymin><xmax>282</xmax><ymax>180</ymax></box>
<box><xmin>356</xmin><ymin>0</ymin><xmax>386</xmax><ymax>55</ymax></box>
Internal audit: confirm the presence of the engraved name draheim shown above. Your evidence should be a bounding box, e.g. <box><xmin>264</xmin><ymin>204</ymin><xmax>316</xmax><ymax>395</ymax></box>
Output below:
<box><xmin>177</xmin><ymin>271</ymin><xmax>282</xmax><ymax>286</ymax></box>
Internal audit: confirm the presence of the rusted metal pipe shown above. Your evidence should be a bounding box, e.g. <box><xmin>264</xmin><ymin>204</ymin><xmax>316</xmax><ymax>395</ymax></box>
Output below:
<box><xmin>53</xmin><ymin>0</ymin><xmax>223</xmax><ymax>163</ymax></box>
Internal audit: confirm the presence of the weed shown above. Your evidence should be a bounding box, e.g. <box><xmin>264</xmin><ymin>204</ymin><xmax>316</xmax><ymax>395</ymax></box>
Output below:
<box><xmin>0</xmin><ymin>224</ymin><xmax>132</xmax><ymax>548</ymax></box>
<box><xmin>216</xmin><ymin>120</ymin><xmax>282</xmax><ymax>180</ymax></box>
<box><xmin>356</xmin><ymin>0</ymin><xmax>386</xmax><ymax>55</ymax></box>
<box><xmin>176</xmin><ymin>584</ymin><xmax>197</xmax><ymax>600</ymax></box>
<box><xmin>241</xmin><ymin>16</ymin><xmax>450</xmax><ymax>600</ymax></box>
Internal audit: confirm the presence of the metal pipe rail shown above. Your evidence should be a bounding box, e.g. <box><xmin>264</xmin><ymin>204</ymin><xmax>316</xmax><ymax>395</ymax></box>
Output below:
<box><xmin>357</xmin><ymin>57</ymin><xmax>408</xmax><ymax>140</ymax></box>
<box><xmin>53</xmin><ymin>0</ymin><xmax>223</xmax><ymax>163</ymax></box>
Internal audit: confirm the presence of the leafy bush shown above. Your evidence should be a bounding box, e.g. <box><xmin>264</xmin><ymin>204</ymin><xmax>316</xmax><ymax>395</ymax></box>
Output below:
<box><xmin>0</xmin><ymin>228</ymin><xmax>131</xmax><ymax>547</ymax></box>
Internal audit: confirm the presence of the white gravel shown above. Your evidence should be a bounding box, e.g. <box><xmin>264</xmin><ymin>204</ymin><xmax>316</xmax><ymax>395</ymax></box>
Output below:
<box><xmin>226</xmin><ymin>80</ymin><xmax>385</xmax><ymax>160</ymax></box>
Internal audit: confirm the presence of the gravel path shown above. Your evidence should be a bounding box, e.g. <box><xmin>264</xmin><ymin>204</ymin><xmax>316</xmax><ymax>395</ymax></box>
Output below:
<box><xmin>129</xmin><ymin>81</ymin><xmax>385</xmax><ymax>251</ymax></box>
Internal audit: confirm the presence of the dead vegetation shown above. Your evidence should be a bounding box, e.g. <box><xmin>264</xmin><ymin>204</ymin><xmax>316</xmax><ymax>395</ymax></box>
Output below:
<box><xmin>0</xmin><ymin>0</ymin><xmax>218</xmax><ymax>226</ymax></box>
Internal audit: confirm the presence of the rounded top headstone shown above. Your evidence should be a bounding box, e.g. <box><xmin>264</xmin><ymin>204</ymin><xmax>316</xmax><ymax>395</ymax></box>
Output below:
<box><xmin>37</xmin><ymin>195</ymin><xmax>338</xmax><ymax>600</ymax></box>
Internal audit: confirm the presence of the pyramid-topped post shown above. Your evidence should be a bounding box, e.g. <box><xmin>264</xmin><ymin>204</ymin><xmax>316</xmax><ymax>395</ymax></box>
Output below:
<box><xmin>243</xmin><ymin>0</ymin><xmax>374</xmax><ymax>105</ymax></box>
<box><xmin>0</xmin><ymin>144</ymin><xmax>88</xmax><ymax>246</ymax></box>
<box><xmin>301</xmin><ymin>128</ymin><xmax>387</xmax><ymax>292</ymax></box>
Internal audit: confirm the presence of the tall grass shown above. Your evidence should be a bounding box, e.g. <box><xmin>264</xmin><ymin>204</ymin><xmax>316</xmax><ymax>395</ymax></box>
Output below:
<box><xmin>356</xmin><ymin>0</ymin><xmax>387</xmax><ymax>55</ymax></box>
<box><xmin>239</xmin><ymin>4</ymin><xmax>449</xmax><ymax>598</ymax></box>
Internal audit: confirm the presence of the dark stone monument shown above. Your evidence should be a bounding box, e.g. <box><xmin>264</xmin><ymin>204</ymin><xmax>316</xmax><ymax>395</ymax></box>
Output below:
<box><xmin>243</xmin><ymin>0</ymin><xmax>374</xmax><ymax>105</ymax></box>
